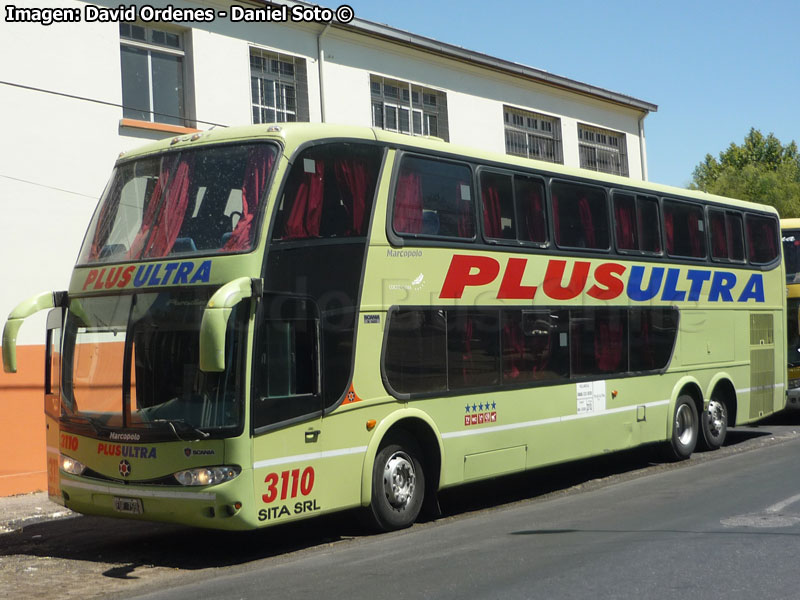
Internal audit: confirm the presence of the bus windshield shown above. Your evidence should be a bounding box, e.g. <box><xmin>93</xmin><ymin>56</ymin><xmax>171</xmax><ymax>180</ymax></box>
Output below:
<box><xmin>77</xmin><ymin>142</ymin><xmax>278</xmax><ymax>264</ymax></box>
<box><xmin>783</xmin><ymin>228</ymin><xmax>800</xmax><ymax>283</ymax></box>
<box><xmin>61</xmin><ymin>290</ymin><xmax>246</xmax><ymax>439</ymax></box>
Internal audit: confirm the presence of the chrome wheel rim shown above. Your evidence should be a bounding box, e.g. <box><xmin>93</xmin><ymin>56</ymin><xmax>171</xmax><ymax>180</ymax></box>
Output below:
<box><xmin>675</xmin><ymin>403</ymin><xmax>695</xmax><ymax>446</ymax></box>
<box><xmin>706</xmin><ymin>399</ymin><xmax>726</xmax><ymax>438</ymax></box>
<box><xmin>382</xmin><ymin>451</ymin><xmax>416</xmax><ymax>510</ymax></box>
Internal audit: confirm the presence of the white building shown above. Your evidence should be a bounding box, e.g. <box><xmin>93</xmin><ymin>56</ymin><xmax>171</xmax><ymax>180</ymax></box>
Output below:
<box><xmin>0</xmin><ymin>0</ymin><xmax>657</xmax><ymax>348</ymax></box>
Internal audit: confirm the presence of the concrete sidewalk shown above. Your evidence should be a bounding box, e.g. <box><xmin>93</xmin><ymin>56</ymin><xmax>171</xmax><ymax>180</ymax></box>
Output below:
<box><xmin>0</xmin><ymin>491</ymin><xmax>73</xmax><ymax>534</ymax></box>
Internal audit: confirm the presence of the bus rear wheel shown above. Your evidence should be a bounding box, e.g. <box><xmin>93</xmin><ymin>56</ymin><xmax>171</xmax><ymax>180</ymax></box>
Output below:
<box><xmin>666</xmin><ymin>395</ymin><xmax>698</xmax><ymax>461</ymax></box>
<box><xmin>366</xmin><ymin>434</ymin><xmax>425</xmax><ymax>532</ymax></box>
<box><xmin>699</xmin><ymin>397</ymin><xmax>728</xmax><ymax>451</ymax></box>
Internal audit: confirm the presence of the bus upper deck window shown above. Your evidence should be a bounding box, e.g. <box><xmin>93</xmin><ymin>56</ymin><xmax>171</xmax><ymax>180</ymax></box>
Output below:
<box><xmin>551</xmin><ymin>180</ymin><xmax>609</xmax><ymax>250</ymax></box>
<box><xmin>746</xmin><ymin>214</ymin><xmax>779</xmax><ymax>264</ymax></box>
<box><xmin>663</xmin><ymin>199</ymin><xmax>706</xmax><ymax>259</ymax></box>
<box><xmin>393</xmin><ymin>155</ymin><xmax>475</xmax><ymax>240</ymax></box>
<box><xmin>273</xmin><ymin>143</ymin><xmax>382</xmax><ymax>241</ymax></box>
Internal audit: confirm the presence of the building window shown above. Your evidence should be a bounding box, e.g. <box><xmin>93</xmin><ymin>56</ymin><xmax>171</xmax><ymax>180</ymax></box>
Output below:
<box><xmin>250</xmin><ymin>48</ymin><xmax>309</xmax><ymax>124</ymax></box>
<box><xmin>503</xmin><ymin>106</ymin><xmax>563</xmax><ymax>164</ymax></box>
<box><xmin>120</xmin><ymin>23</ymin><xmax>187</xmax><ymax>127</ymax></box>
<box><xmin>370</xmin><ymin>75</ymin><xmax>449</xmax><ymax>142</ymax></box>
<box><xmin>578</xmin><ymin>124</ymin><xmax>628</xmax><ymax>176</ymax></box>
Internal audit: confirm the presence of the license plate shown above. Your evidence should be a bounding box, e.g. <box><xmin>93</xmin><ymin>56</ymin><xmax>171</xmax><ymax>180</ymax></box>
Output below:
<box><xmin>113</xmin><ymin>496</ymin><xmax>143</xmax><ymax>514</ymax></box>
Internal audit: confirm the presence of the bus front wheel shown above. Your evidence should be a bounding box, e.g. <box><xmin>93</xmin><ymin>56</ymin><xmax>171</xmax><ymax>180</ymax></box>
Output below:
<box><xmin>366</xmin><ymin>434</ymin><xmax>425</xmax><ymax>532</ymax></box>
<box><xmin>667</xmin><ymin>395</ymin><xmax>699</xmax><ymax>461</ymax></box>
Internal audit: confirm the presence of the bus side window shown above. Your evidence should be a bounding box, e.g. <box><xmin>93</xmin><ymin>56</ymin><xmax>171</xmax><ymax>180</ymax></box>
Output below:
<box><xmin>663</xmin><ymin>199</ymin><xmax>706</xmax><ymax>259</ymax></box>
<box><xmin>393</xmin><ymin>155</ymin><xmax>475</xmax><ymax>239</ymax></box>
<box><xmin>709</xmin><ymin>209</ymin><xmax>745</xmax><ymax>262</ymax></box>
<box><xmin>480</xmin><ymin>171</ymin><xmax>548</xmax><ymax>245</ymax></box>
<box><xmin>551</xmin><ymin>180</ymin><xmax>609</xmax><ymax>250</ymax></box>
<box><xmin>629</xmin><ymin>308</ymin><xmax>678</xmax><ymax>372</ymax></box>
<box><xmin>273</xmin><ymin>143</ymin><xmax>382</xmax><ymax>241</ymax></box>
<box><xmin>501</xmin><ymin>310</ymin><xmax>568</xmax><ymax>383</ymax></box>
<box><xmin>613</xmin><ymin>192</ymin><xmax>661</xmax><ymax>254</ymax></box>
<box><xmin>746</xmin><ymin>213</ymin><xmax>779</xmax><ymax>264</ymax></box>
<box><xmin>384</xmin><ymin>309</ymin><xmax>447</xmax><ymax>394</ymax></box>
<box><xmin>570</xmin><ymin>308</ymin><xmax>628</xmax><ymax>376</ymax></box>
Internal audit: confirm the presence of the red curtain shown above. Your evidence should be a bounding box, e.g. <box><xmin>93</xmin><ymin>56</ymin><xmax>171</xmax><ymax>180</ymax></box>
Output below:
<box><xmin>457</xmin><ymin>183</ymin><xmax>473</xmax><ymax>238</ymax></box>
<box><xmin>520</xmin><ymin>187</ymin><xmax>545</xmax><ymax>243</ymax></box>
<box><xmin>711</xmin><ymin>214</ymin><xmax>727</xmax><ymax>258</ymax></box>
<box><xmin>482</xmin><ymin>183</ymin><xmax>502</xmax><ymax>238</ymax></box>
<box><xmin>689</xmin><ymin>215</ymin><xmax>703</xmax><ymax>257</ymax></box>
<box><xmin>614</xmin><ymin>199</ymin><xmax>635</xmax><ymax>249</ymax></box>
<box><xmin>578</xmin><ymin>197</ymin><xmax>596</xmax><ymax>248</ymax></box>
<box><xmin>637</xmin><ymin>205</ymin><xmax>660</xmax><ymax>253</ymax></box>
<box><xmin>283</xmin><ymin>159</ymin><xmax>325</xmax><ymax>239</ymax></box>
<box><xmin>143</xmin><ymin>156</ymin><xmax>193</xmax><ymax>257</ymax></box>
<box><xmin>393</xmin><ymin>170</ymin><xmax>423</xmax><ymax>234</ymax></box>
<box><xmin>747</xmin><ymin>219</ymin><xmax>777</xmax><ymax>261</ymax></box>
<box><xmin>552</xmin><ymin>195</ymin><xmax>561</xmax><ymax>244</ymax></box>
<box><xmin>223</xmin><ymin>146</ymin><xmax>275</xmax><ymax>251</ymax></box>
<box><xmin>334</xmin><ymin>157</ymin><xmax>371</xmax><ymax>235</ymax></box>
<box><xmin>664</xmin><ymin>210</ymin><xmax>674</xmax><ymax>255</ymax></box>
<box><xmin>126</xmin><ymin>157</ymin><xmax>174</xmax><ymax>259</ymax></box>
<box><xmin>595</xmin><ymin>315</ymin><xmax>624</xmax><ymax>372</ymax></box>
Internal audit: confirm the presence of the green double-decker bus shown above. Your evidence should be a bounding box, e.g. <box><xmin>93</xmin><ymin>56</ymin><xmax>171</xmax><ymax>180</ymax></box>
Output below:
<box><xmin>3</xmin><ymin>123</ymin><xmax>786</xmax><ymax>531</ymax></box>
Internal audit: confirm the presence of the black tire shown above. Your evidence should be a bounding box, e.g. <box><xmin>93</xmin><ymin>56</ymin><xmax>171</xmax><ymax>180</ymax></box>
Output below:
<box><xmin>666</xmin><ymin>395</ymin><xmax>699</xmax><ymax>461</ymax></box>
<box><xmin>365</xmin><ymin>433</ymin><xmax>425</xmax><ymax>532</ymax></box>
<box><xmin>699</xmin><ymin>396</ymin><xmax>728</xmax><ymax>451</ymax></box>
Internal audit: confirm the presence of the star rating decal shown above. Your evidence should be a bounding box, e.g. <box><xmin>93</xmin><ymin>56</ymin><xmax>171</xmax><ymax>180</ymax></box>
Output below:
<box><xmin>464</xmin><ymin>401</ymin><xmax>498</xmax><ymax>427</ymax></box>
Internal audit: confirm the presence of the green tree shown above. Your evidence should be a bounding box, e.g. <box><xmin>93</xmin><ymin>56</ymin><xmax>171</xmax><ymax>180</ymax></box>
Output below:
<box><xmin>689</xmin><ymin>128</ymin><xmax>800</xmax><ymax>217</ymax></box>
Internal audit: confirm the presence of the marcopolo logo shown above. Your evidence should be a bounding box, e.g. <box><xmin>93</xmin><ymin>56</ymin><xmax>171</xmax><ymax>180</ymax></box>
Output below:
<box><xmin>109</xmin><ymin>432</ymin><xmax>141</xmax><ymax>442</ymax></box>
<box><xmin>82</xmin><ymin>260</ymin><xmax>212</xmax><ymax>291</ymax></box>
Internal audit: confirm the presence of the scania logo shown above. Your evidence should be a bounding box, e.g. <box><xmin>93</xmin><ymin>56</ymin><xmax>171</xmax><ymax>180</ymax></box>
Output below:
<box><xmin>119</xmin><ymin>460</ymin><xmax>131</xmax><ymax>477</ymax></box>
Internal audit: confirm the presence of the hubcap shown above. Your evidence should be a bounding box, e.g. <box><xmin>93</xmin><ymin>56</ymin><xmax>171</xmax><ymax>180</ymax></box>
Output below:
<box><xmin>382</xmin><ymin>451</ymin><xmax>416</xmax><ymax>510</ymax></box>
<box><xmin>675</xmin><ymin>403</ymin><xmax>695</xmax><ymax>446</ymax></box>
<box><xmin>706</xmin><ymin>400</ymin><xmax>726</xmax><ymax>437</ymax></box>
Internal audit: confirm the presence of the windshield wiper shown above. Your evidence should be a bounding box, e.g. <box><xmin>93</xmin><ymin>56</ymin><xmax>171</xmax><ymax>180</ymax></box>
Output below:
<box><xmin>152</xmin><ymin>419</ymin><xmax>210</xmax><ymax>441</ymax></box>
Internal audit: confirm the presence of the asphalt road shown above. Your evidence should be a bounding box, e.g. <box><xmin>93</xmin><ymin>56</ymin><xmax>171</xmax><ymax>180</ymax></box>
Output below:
<box><xmin>121</xmin><ymin>423</ymin><xmax>800</xmax><ymax>600</ymax></box>
<box><xmin>2</xmin><ymin>413</ymin><xmax>800</xmax><ymax>600</ymax></box>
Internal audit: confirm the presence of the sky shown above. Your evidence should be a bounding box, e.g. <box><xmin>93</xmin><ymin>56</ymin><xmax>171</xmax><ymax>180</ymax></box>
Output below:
<box><xmin>338</xmin><ymin>0</ymin><xmax>800</xmax><ymax>188</ymax></box>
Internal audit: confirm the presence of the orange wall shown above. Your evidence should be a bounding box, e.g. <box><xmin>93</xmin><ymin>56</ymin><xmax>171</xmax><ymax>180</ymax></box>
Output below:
<box><xmin>0</xmin><ymin>345</ymin><xmax>47</xmax><ymax>496</ymax></box>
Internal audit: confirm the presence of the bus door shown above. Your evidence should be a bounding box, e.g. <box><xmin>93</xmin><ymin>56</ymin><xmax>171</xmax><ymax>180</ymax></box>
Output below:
<box><xmin>44</xmin><ymin>307</ymin><xmax>65</xmax><ymax>505</ymax></box>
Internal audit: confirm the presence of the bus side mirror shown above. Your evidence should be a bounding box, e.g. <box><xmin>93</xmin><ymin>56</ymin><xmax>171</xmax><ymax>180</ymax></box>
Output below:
<box><xmin>3</xmin><ymin>291</ymin><xmax>66</xmax><ymax>373</ymax></box>
<box><xmin>199</xmin><ymin>277</ymin><xmax>261</xmax><ymax>372</ymax></box>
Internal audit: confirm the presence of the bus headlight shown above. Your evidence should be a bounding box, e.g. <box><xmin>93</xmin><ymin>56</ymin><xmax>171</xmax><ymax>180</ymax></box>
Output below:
<box><xmin>61</xmin><ymin>455</ymin><xmax>86</xmax><ymax>475</ymax></box>
<box><xmin>173</xmin><ymin>466</ymin><xmax>241</xmax><ymax>486</ymax></box>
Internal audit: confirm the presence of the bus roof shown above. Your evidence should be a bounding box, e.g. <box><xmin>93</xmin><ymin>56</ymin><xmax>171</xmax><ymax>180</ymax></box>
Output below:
<box><xmin>119</xmin><ymin>122</ymin><xmax>778</xmax><ymax>217</ymax></box>
<box><xmin>781</xmin><ymin>218</ymin><xmax>800</xmax><ymax>229</ymax></box>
